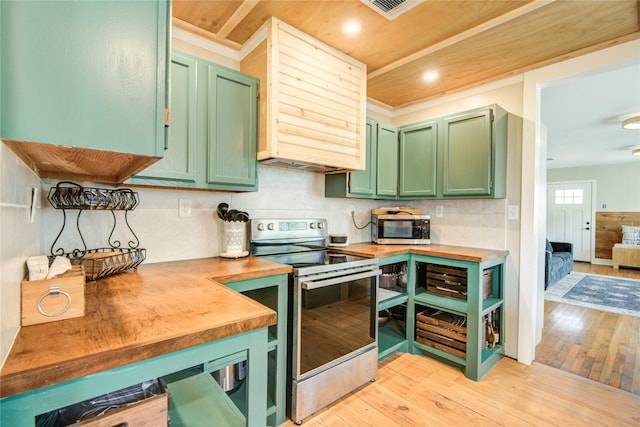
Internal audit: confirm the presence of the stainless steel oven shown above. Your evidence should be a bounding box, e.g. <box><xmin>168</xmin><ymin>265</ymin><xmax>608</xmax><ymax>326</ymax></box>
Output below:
<box><xmin>250</xmin><ymin>219</ymin><xmax>380</xmax><ymax>424</ymax></box>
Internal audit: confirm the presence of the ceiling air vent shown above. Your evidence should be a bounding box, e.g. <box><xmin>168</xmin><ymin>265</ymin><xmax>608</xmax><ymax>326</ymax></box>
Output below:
<box><xmin>361</xmin><ymin>0</ymin><xmax>424</xmax><ymax>20</ymax></box>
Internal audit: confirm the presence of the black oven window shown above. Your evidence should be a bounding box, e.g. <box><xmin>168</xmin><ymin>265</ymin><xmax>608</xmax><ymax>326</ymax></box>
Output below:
<box><xmin>383</xmin><ymin>220</ymin><xmax>413</xmax><ymax>238</ymax></box>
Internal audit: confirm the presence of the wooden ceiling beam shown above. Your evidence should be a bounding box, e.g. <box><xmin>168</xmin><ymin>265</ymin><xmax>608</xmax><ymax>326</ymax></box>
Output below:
<box><xmin>172</xmin><ymin>17</ymin><xmax>243</xmax><ymax>50</ymax></box>
<box><xmin>217</xmin><ymin>0</ymin><xmax>261</xmax><ymax>39</ymax></box>
<box><xmin>368</xmin><ymin>0</ymin><xmax>556</xmax><ymax>79</ymax></box>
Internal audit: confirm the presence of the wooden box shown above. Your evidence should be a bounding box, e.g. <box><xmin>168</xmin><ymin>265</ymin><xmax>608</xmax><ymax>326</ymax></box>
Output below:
<box><xmin>71</xmin><ymin>393</ymin><xmax>167</xmax><ymax>426</ymax></box>
<box><xmin>416</xmin><ymin>309</ymin><xmax>467</xmax><ymax>359</ymax></box>
<box><xmin>426</xmin><ymin>264</ymin><xmax>493</xmax><ymax>300</ymax></box>
<box><xmin>21</xmin><ymin>265</ymin><xmax>85</xmax><ymax>326</ymax></box>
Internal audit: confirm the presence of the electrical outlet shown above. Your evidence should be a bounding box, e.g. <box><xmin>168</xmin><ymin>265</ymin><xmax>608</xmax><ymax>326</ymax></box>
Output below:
<box><xmin>179</xmin><ymin>199</ymin><xmax>192</xmax><ymax>217</ymax></box>
<box><xmin>348</xmin><ymin>204</ymin><xmax>355</xmax><ymax>215</ymax></box>
<box><xmin>435</xmin><ymin>206</ymin><xmax>444</xmax><ymax>217</ymax></box>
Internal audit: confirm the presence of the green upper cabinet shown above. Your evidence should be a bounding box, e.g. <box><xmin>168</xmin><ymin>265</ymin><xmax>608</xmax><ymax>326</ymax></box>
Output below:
<box><xmin>440</xmin><ymin>105</ymin><xmax>507</xmax><ymax>198</ymax></box>
<box><xmin>325</xmin><ymin>118</ymin><xmax>378</xmax><ymax>198</ymax></box>
<box><xmin>376</xmin><ymin>123</ymin><xmax>399</xmax><ymax>198</ymax></box>
<box><xmin>398</xmin><ymin>120</ymin><xmax>438</xmax><ymax>198</ymax></box>
<box><xmin>0</xmin><ymin>0</ymin><xmax>169</xmax><ymax>157</ymax></box>
<box><xmin>129</xmin><ymin>51</ymin><xmax>259</xmax><ymax>191</ymax></box>
<box><xmin>325</xmin><ymin>106</ymin><xmax>512</xmax><ymax>200</ymax></box>
<box><xmin>131</xmin><ymin>52</ymin><xmax>198</xmax><ymax>184</ymax></box>
<box><xmin>206</xmin><ymin>66</ymin><xmax>258</xmax><ymax>189</ymax></box>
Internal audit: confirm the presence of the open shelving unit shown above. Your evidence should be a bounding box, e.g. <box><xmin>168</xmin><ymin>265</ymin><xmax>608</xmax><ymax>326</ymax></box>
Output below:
<box><xmin>377</xmin><ymin>255</ymin><xmax>410</xmax><ymax>361</ymax></box>
<box><xmin>409</xmin><ymin>255</ymin><xmax>505</xmax><ymax>381</ymax></box>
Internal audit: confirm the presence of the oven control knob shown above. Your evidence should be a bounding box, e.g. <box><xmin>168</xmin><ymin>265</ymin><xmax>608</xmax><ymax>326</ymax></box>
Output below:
<box><xmin>257</xmin><ymin>223</ymin><xmax>265</xmax><ymax>231</ymax></box>
<box><xmin>317</xmin><ymin>222</ymin><xmax>325</xmax><ymax>229</ymax></box>
<box><xmin>310</xmin><ymin>222</ymin><xmax>316</xmax><ymax>229</ymax></box>
<box><xmin>267</xmin><ymin>223</ymin><xmax>274</xmax><ymax>230</ymax></box>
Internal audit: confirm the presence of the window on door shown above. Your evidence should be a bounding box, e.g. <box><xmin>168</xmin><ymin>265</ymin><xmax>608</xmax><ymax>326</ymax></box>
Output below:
<box><xmin>554</xmin><ymin>189</ymin><xmax>583</xmax><ymax>205</ymax></box>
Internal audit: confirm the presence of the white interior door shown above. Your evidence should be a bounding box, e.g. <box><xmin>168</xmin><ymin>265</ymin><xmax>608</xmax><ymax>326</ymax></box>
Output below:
<box><xmin>546</xmin><ymin>182</ymin><xmax>593</xmax><ymax>262</ymax></box>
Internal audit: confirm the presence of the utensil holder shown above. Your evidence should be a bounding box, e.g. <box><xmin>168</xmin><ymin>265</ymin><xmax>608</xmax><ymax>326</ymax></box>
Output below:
<box><xmin>221</xmin><ymin>221</ymin><xmax>248</xmax><ymax>258</ymax></box>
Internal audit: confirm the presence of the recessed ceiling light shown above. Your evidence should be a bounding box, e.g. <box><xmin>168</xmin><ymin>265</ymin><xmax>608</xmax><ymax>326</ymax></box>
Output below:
<box><xmin>423</xmin><ymin>71</ymin><xmax>439</xmax><ymax>82</ymax></box>
<box><xmin>343</xmin><ymin>21</ymin><xmax>361</xmax><ymax>34</ymax></box>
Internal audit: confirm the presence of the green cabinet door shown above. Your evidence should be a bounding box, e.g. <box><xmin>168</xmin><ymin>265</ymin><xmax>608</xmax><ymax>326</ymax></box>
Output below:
<box><xmin>129</xmin><ymin>52</ymin><xmax>198</xmax><ymax>184</ymax></box>
<box><xmin>324</xmin><ymin>117</ymin><xmax>379</xmax><ymax>198</ymax></box>
<box><xmin>376</xmin><ymin>123</ymin><xmax>399</xmax><ymax>198</ymax></box>
<box><xmin>348</xmin><ymin>118</ymin><xmax>378</xmax><ymax>196</ymax></box>
<box><xmin>440</xmin><ymin>108</ymin><xmax>494</xmax><ymax>197</ymax></box>
<box><xmin>128</xmin><ymin>52</ymin><xmax>259</xmax><ymax>191</ymax></box>
<box><xmin>399</xmin><ymin>120</ymin><xmax>438</xmax><ymax>198</ymax></box>
<box><xmin>0</xmin><ymin>0</ymin><xmax>169</xmax><ymax>157</ymax></box>
<box><xmin>206</xmin><ymin>66</ymin><xmax>259</xmax><ymax>189</ymax></box>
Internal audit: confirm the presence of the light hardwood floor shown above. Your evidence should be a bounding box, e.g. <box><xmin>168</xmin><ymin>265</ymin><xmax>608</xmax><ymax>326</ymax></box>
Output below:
<box><xmin>536</xmin><ymin>262</ymin><xmax>640</xmax><ymax>395</ymax></box>
<box><xmin>280</xmin><ymin>352</ymin><xmax>640</xmax><ymax>426</ymax></box>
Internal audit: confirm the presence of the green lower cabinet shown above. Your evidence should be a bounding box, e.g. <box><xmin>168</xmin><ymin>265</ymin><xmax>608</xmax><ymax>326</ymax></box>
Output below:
<box><xmin>224</xmin><ymin>275</ymin><xmax>288</xmax><ymax>427</ymax></box>
<box><xmin>0</xmin><ymin>329</ymin><xmax>269</xmax><ymax>426</ymax></box>
<box><xmin>377</xmin><ymin>255</ymin><xmax>410</xmax><ymax>361</ymax></box>
<box><xmin>128</xmin><ymin>50</ymin><xmax>259</xmax><ymax>191</ymax></box>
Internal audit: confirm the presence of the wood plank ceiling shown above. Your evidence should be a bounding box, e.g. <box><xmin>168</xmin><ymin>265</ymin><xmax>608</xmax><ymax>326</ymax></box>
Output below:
<box><xmin>173</xmin><ymin>0</ymin><xmax>640</xmax><ymax>110</ymax></box>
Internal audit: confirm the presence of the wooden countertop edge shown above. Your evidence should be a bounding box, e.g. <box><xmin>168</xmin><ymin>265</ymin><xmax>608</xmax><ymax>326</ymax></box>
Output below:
<box><xmin>335</xmin><ymin>243</ymin><xmax>509</xmax><ymax>263</ymax></box>
<box><xmin>0</xmin><ymin>310</ymin><xmax>275</xmax><ymax>398</ymax></box>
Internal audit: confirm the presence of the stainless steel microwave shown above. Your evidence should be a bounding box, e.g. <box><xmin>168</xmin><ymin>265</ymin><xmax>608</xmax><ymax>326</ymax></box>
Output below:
<box><xmin>371</xmin><ymin>214</ymin><xmax>431</xmax><ymax>245</ymax></box>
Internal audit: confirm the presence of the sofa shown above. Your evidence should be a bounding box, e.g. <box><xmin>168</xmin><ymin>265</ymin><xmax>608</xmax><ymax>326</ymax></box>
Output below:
<box><xmin>545</xmin><ymin>240</ymin><xmax>573</xmax><ymax>289</ymax></box>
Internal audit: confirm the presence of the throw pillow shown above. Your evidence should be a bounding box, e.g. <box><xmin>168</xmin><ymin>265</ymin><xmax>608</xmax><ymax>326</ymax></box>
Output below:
<box><xmin>621</xmin><ymin>225</ymin><xmax>640</xmax><ymax>245</ymax></box>
<box><xmin>546</xmin><ymin>239</ymin><xmax>553</xmax><ymax>253</ymax></box>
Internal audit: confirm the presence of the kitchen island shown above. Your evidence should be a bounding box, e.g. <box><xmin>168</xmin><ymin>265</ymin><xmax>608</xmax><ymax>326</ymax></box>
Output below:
<box><xmin>0</xmin><ymin>257</ymin><xmax>291</xmax><ymax>425</ymax></box>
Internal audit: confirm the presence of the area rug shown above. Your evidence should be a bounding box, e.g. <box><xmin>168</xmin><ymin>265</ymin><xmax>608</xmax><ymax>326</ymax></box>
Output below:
<box><xmin>545</xmin><ymin>272</ymin><xmax>640</xmax><ymax>317</ymax></box>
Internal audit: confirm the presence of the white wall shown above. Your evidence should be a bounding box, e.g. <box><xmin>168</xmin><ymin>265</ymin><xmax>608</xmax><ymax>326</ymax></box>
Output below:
<box><xmin>548</xmin><ymin>162</ymin><xmax>640</xmax><ymax>212</ymax></box>
<box><xmin>0</xmin><ymin>146</ymin><xmax>41</xmax><ymax>365</ymax></box>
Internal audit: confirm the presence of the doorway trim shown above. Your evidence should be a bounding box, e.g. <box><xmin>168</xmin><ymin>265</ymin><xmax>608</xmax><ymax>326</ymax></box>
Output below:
<box><xmin>518</xmin><ymin>39</ymin><xmax>640</xmax><ymax>365</ymax></box>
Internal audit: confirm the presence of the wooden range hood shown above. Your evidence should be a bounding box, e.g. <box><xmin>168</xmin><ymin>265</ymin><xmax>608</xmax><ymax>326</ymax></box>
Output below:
<box><xmin>240</xmin><ymin>17</ymin><xmax>367</xmax><ymax>173</ymax></box>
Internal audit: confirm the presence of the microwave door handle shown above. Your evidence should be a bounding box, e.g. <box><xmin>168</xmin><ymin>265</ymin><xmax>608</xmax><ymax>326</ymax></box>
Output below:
<box><xmin>300</xmin><ymin>269</ymin><xmax>382</xmax><ymax>290</ymax></box>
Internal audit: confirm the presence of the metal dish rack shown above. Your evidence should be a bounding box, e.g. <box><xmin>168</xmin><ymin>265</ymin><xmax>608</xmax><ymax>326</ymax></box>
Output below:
<box><xmin>48</xmin><ymin>181</ymin><xmax>146</xmax><ymax>280</ymax></box>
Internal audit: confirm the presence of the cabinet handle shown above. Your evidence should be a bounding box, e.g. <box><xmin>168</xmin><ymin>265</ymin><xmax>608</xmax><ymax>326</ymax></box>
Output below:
<box><xmin>164</xmin><ymin>108</ymin><xmax>170</xmax><ymax>127</ymax></box>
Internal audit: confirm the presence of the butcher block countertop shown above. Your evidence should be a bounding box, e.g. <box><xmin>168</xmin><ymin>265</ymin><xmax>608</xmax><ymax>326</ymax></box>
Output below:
<box><xmin>0</xmin><ymin>257</ymin><xmax>291</xmax><ymax>399</ymax></box>
<box><xmin>338</xmin><ymin>243</ymin><xmax>509</xmax><ymax>263</ymax></box>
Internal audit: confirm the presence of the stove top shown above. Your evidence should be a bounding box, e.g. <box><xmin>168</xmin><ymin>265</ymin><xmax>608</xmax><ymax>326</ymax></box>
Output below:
<box><xmin>249</xmin><ymin>218</ymin><xmax>377</xmax><ymax>276</ymax></box>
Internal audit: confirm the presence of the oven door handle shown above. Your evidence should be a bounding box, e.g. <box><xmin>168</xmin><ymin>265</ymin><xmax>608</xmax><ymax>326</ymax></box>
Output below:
<box><xmin>300</xmin><ymin>269</ymin><xmax>381</xmax><ymax>290</ymax></box>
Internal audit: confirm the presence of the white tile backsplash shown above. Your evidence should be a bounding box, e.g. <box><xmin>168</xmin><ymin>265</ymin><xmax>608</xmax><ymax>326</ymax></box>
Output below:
<box><xmin>0</xmin><ymin>145</ymin><xmax>41</xmax><ymax>366</ymax></box>
<box><xmin>2</xmin><ymin>156</ymin><xmax>508</xmax><ymax>366</ymax></box>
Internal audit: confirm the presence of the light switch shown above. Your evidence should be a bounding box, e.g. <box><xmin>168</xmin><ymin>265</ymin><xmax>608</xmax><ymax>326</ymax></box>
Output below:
<box><xmin>508</xmin><ymin>205</ymin><xmax>519</xmax><ymax>220</ymax></box>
